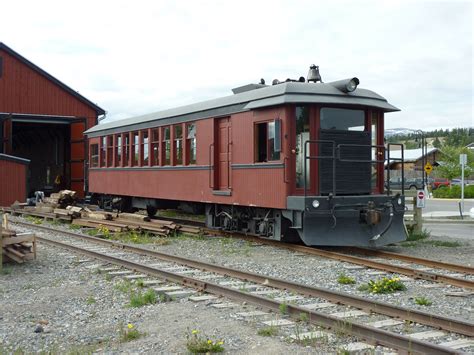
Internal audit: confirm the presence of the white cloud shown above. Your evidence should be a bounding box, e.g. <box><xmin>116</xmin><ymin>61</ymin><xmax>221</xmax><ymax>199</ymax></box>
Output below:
<box><xmin>1</xmin><ymin>0</ymin><xmax>472</xmax><ymax>130</ymax></box>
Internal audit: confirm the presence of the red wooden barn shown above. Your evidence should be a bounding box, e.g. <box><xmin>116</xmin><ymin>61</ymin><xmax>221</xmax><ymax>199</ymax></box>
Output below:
<box><xmin>0</xmin><ymin>42</ymin><xmax>105</xmax><ymax>204</ymax></box>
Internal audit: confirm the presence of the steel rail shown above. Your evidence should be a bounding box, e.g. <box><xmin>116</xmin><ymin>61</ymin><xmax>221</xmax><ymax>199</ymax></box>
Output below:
<box><xmin>340</xmin><ymin>247</ymin><xmax>474</xmax><ymax>275</ymax></box>
<box><xmin>36</xmin><ymin>234</ymin><xmax>463</xmax><ymax>355</ymax></box>
<box><xmin>14</xmin><ymin>221</ymin><xmax>474</xmax><ymax>337</ymax></box>
<box><xmin>210</xmin><ymin>232</ymin><xmax>474</xmax><ymax>291</ymax></box>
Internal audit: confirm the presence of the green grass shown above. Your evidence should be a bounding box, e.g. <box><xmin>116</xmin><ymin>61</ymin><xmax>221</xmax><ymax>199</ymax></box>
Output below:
<box><xmin>69</xmin><ymin>224</ymin><xmax>81</xmax><ymax>230</ymax></box>
<box><xmin>257</xmin><ymin>326</ymin><xmax>279</xmax><ymax>337</ymax></box>
<box><xmin>1</xmin><ymin>266</ymin><xmax>13</xmax><ymax>275</ymax></box>
<box><xmin>279</xmin><ymin>302</ymin><xmax>288</xmax><ymax>315</ymax></box>
<box><xmin>129</xmin><ymin>289</ymin><xmax>157</xmax><ymax>307</ymax></box>
<box><xmin>86</xmin><ymin>296</ymin><xmax>96</xmax><ymax>305</ymax></box>
<box><xmin>414</xmin><ymin>296</ymin><xmax>433</xmax><ymax>306</ymax></box>
<box><xmin>157</xmin><ymin>209</ymin><xmax>206</xmax><ymax>222</ymax></box>
<box><xmin>406</xmin><ymin>228</ymin><xmax>430</xmax><ymax>242</ymax></box>
<box><xmin>114</xmin><ymin>280</ymin><xmax>133</xmax><ymax>294</ymax></box>
<box><xmin>337</xmin><ymin>273</ymin><xmax>356</xmax><ymax>285</ymax></box>
<box><xmin>422</xmin><ymin>240</ymin><xmax>462</xmax><ymax>247</ymax></box>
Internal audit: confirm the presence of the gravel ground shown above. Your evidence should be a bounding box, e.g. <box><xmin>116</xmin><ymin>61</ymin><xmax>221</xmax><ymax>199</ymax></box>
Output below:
<box><xmin>1</xmin><ymin>216</ymin><xmax>473</xmax><ymax>353</ymax></box>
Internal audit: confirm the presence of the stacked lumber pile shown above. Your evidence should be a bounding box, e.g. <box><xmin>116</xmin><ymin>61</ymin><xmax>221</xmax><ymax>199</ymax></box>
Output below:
<box><xmin>1</xmin><ymin>228</ymin><xmax>36</xmax><ymax>264</ymax></box>
<box><xmin>73</xmin><ymin>212</ymin><xmax>195</xmax><ymax>236</ymax></box>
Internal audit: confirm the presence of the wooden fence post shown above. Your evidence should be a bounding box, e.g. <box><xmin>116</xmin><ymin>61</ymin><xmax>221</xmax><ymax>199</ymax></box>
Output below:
<box><xmin>413</xmin><ymin>197</ymin><xmax>423</xmax><ymax>234</ymax></box>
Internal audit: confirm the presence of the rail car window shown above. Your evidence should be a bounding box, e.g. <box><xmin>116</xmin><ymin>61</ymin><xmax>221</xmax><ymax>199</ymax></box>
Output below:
<box><xmin>187</xmin><ymin>123</ymin><xmax>196</xmax><ymax>164</ymax></box>
<box><xmin>90</xmin><ymin>144</ymin><xmax>99</xmax><ymax>168</ymax></box>
<box><xmin>115</xmin><ymin>135</ymin><xmax>122</xmax><ymax>166</ymax></box>
<box><xmin>132</xmin><ymin>132</ymin><xmax>139</xmax><ymax>166</ymax></box>
<box><xmin>174</xmin><ymin>125</ymin><xmax>183</xmax><ymax>165</ymax></box>
<box><xmin>320</xmin><ymin>108</ymin><xmax>365</xmax><ymax>131</ymax></box>
<box><xmin>100</xmin><ymin>137</ymin><xmax>106</xmax><ymax>167</ymax></box>
<box><xmin>255</xmin><ymin>121</ymin><xmax>280</xmax><ymax>162</ymax></box>
<box><xmin>151</xmin><ymin>129</ymin><xmax>159</xmax><ymax>166</ymax></box>
<box><xmin>107</xmin><ymin>136</ymin><xmax>114</xmax><ymax>167</ymax></box>
<box><xmin>163</xmin><ymin>127</ymin><xmax>171</xmax><ymax>165</ymax></box>
<box><xmin>141</xmin><ymin>131</ymin><xmax>149</xmax><ymax>165</ymax></box>
<box><xmin>296</xmin><ymin>106</ymin><xmax>310</xmax><ymax>188</ymax></box>
<box><xmin>124</xmin><ymin>134</ymin><xmax>130</xmax><ymax>166</ymax></box>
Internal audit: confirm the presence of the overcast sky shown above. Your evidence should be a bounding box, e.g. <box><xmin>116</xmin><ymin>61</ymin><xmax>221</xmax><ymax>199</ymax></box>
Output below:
<box><xmin>1</xmin><ymin>0</ymin><xmax>472</xmax><ymax>130</ymax></box>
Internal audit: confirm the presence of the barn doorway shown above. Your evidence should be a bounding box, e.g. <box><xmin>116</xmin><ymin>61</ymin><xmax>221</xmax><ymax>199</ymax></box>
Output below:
<box><xmin>10</xmin><ymin>120</ymin><xmax>71</xmax><ymax>197</ymax></box>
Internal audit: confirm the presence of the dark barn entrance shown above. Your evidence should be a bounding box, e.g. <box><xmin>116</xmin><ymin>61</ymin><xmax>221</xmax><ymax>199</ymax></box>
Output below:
<box><xmin>11</xmin><ymin>120</ymin><xmax>71</xmax><ymax>196</ymax></box>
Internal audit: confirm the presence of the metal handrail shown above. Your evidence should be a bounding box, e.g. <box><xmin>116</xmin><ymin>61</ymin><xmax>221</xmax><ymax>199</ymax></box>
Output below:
<box><xmin>386</xmin><ymin>143</ymin><xmax>404</xmax><ymax>196</ymax></box>
<box><xmin>337</xmin><ymin>143</ymin><xmax>386</xmax><ymax>163</ymax></box>
<box><xmin>303</xmin><ymin>140</ymin><xmax>336</xmax><ymax>199</ymax></box>
<box><xmin>208</xmin><ymin>143</ymin><xmax>214</xmax><ymax>189</ymax></box>
<box><xmin>302</xmin><ymin>141</ymin><xmax>404</xmax><ymax>198</ymax></box>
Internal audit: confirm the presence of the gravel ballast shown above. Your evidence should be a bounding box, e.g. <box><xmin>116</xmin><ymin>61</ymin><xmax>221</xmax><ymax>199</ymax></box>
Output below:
<box><xmin>1</xmin><ymin>216</ymin><xmax>473</xmax><ymax>353</ymax></box>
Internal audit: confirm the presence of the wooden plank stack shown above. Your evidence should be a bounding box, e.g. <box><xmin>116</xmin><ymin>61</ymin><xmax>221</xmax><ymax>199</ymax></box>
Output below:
<box><xmin>1</xmin><ymin>216</ymin><xmax>36</xmax><ymax>264</ymax></box>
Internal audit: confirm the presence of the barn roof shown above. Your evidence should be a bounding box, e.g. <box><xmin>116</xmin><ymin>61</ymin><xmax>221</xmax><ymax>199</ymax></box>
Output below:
<box><xmin>0</xmin><ymin>42</ymin><xmax>105</xmax><ymax>116</ymax></box>
<box><xmin>85</xmin><ymin>80</ymin><xmax>399</xmax><ymax>137</ymax></box>
<box><xmin>387</xmin><ymin>147</ymin><xmax>439</xmax><ymax>163</ymax></box>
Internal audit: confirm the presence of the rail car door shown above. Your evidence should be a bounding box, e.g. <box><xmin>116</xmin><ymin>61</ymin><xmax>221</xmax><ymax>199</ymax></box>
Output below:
<box><xmin>214</xmin><ymin>117</ymin><xmax>231</xmax><ymax>192</ymax></box>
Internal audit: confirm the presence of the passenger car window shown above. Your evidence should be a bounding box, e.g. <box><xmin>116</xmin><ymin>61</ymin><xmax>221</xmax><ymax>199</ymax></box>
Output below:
<box><xmin>255</xmin><ymin>121</ymin><xmax>280</xmax><ymax>162</ymax></box>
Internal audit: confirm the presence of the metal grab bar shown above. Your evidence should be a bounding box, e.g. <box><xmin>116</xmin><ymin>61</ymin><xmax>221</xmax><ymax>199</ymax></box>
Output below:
<box><xmin>386</xmin><ymin>143</ymin><xmax>404</xmax><ymax>196</ymax></box>
<box><xmin>337</xmin><ymin>143</ymin><xmax>386</xmax><ymax>163</ymax></box>
<box><xmin>208</xmin><ymin>143</ymin><xmax>214</xmax><ymax>189</ymax></box>
<box><xmin>283</xmin><ymin>157</ymin><xmax>289</xmax><ymax>183</ymax></box>
<box><xmin>303</xmin><ymin>140</ymin><xmax>336</xmax><ymax>199</ymax></box>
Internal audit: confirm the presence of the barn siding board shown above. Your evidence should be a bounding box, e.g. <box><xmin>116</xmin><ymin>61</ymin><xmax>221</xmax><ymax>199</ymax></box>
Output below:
<box><xmin>0</xmin><ymin>155</ymin><xmax>28</xmax><ymax>206</ymax></box>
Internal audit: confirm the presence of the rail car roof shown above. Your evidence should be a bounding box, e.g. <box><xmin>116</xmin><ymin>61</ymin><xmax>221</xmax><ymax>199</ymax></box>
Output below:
<box><xmin>85</xmin><ymin>81</ymin><xmax>399</xmax><ymax>137</ymax></box>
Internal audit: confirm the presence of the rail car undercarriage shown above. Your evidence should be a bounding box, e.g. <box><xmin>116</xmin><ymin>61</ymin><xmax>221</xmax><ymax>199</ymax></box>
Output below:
<box><xmin>205</xmin><ymin>194</ymin><xmax>407</xmax><ymax>247</ymax></box>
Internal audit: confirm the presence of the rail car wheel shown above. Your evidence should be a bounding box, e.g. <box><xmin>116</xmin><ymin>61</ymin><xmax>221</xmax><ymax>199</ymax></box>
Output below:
<box><xmin>146</xmin><ymin>205</ymin><xmax>158</xmax><ymax>217</ymax></box>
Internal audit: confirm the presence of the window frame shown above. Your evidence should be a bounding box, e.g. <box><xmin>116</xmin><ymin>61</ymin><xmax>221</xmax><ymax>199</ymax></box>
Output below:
<box><xmin>254</xmin><ymin>120</ymin><xmax>281</xmax><ymax>163</ymax></box>
<box><xmin>90</xmin><ymin>143</ymin><xmax>99</xmax><ymax>168</ymax></box>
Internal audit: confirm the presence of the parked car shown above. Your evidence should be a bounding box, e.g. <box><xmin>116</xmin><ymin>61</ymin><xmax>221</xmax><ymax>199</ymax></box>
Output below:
<box><xmin>385</xmin><ymin>177</ymin><xmax>431</xmax><ymax>190</ymax></box>
<box><xmin>451</xmin><ymin>178</ymin><xmax>473</xmax><ymax>186</ymax></box>
<box><xmin>431</xmin><ymin>178</ymin><xmax>450</xmax><ymax>189</ymax></box>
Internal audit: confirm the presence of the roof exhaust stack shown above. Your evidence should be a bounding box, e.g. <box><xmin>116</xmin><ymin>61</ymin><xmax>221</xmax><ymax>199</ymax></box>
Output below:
<box><xmin>307</xmin><ymin>64</ymin><xmax>323</xmax><ymax>83</ymax></box>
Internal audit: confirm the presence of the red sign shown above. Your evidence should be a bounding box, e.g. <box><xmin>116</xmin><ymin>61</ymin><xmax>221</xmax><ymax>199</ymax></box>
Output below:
<box><xmin>418</xmin><ymin>191</ymin><xmax>425</xmax><ymax>200</ymax></box>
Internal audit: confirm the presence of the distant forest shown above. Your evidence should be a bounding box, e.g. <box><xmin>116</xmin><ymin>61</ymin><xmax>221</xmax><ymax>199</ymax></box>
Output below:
<box><xmin>386</xmin><ymin>128</ymin><xmax>474</xmax><ymax>148</ymax></box>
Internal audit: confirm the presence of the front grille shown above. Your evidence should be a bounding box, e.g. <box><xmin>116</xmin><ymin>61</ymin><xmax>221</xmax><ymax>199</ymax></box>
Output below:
<box><xmin>319</xmin><ymin>130</ymin><xmax>371</xmax><ymax>195</ymax></box>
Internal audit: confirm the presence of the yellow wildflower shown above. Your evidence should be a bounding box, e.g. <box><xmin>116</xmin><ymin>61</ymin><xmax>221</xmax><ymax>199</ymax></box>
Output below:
<box><xmin>218</xmin><ymin>341</ymin><xmax>224</xmax><ymax>345</ymax></box>
<box><xmin>207</xmin><ymin>340</ymin><xmax>213</xmax><ymax>344</ymax></box>
<box><xmin>127</xmin><ymin>323</ymin><xmax>134</xmax><ymax>329</ymax></box>
<box><xmin>192</xmin><ymin>330</ymin><xmax>198</xmax><ymax>335</ymax></box>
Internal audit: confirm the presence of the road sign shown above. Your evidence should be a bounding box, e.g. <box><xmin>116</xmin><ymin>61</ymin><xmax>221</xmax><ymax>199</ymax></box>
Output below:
<box><xmin>460</xmin><ymin>154</ymin><xmax>467</xmax><ymax>165</ymax></box>
<box><xmin>416</xmin><ymin>190</ymin><xmax>425</xmax><ymax>208</ymax></box>
<box><xmin>424</xmin><ymin>162</ymin><xmax>433</xmax><ymax>175</ymax></box>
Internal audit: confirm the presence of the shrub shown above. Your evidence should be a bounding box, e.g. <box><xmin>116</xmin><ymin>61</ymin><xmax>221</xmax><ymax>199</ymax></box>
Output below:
<box><xmin>433</xmin><ymin>185</ymin><xmax>474</xmax><ymax>198</ymax></box>
<box><xmin>120</xmin><ymin>323</ymin><xmax>143</xmax><ymax>342</ymax></box>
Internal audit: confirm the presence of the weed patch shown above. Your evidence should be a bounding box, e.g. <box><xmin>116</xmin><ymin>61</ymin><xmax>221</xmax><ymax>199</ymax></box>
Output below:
<box><xmin>414</xmin><ymin>296</ymin><xmax>432</xmax><ymax>306</ymax></box>
<box><xmin>257</xmin><ymin>326</ymin><xmax>278</xmax><ymax>337</ymax></box>
<box><xmin>129</xmin><ymin>289</ymin><xmax>157</xmax><ymax>307</ymax></box>
<box><xmin>337</xmin><ymin>273</ymin><xmax>356</xmax><ymax>285</ymax></box>
<box><xmin>358</xmin><ymin>276</ymin><xmax>406</xmax><ymax>294</ymax></box>
<box><xmin>186</xmin><ymin>329</ymin><xmax>224</xmax><ymax>353</ymax></box>
<box><xmin>120</xmin><ymin>323</ymin><xmax>143</xmax><ymax>342</ymax></box>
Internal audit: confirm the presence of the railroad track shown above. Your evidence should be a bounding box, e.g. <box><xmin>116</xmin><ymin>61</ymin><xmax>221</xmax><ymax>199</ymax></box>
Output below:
<box><xmin>5</xmin><ymin>208</ymin><xmax>474</xmax><ymax>290</ymax></box>
<box><xmin>11</xmin><ymin>221</ymin><xmax>474</xmax><ymax>354</ymax></box>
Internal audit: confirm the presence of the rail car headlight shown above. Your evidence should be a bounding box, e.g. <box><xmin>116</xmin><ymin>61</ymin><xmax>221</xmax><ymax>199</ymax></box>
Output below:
<box><xmin>397</xmin><ymin>197</ymin><xmax>403</xmax><ymax>205</ymax></box>
<box><xmin>312</xmin><ymin>200</ymin><xmax>320</xmax><ymax>209</ymax></box>
<box><xmin>328</xmin><ymin>77</ymin><xmax>360</xmax><ymax>93</ymax></box>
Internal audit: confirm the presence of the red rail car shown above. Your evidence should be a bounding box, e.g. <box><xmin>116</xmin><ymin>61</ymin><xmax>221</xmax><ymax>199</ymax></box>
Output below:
<box><xmin>85</xmin><ymin>67</ymin><xmax>407</xmax><ymax>247</ymax></box>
